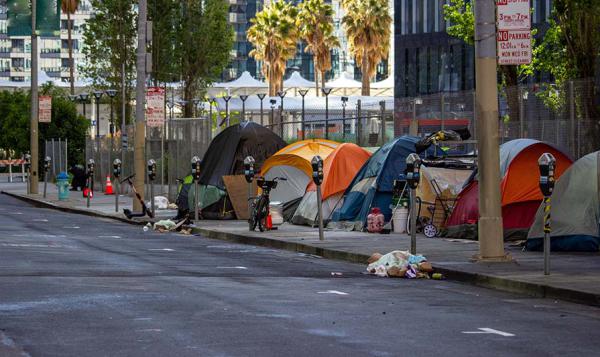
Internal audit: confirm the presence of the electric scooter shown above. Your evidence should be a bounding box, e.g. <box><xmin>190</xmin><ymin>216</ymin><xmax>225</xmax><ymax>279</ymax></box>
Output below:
<box><xmin>120</xmin><ymin>174</ymin><xmax>155</xmax><ymax>219</ymax></box>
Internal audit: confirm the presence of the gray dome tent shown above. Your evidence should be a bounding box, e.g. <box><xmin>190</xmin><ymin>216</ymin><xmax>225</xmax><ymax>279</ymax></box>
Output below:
<box><xmin>527</xmin><ymin>151</ymin><xmax>600</xmax><ymax>252</ymax></box>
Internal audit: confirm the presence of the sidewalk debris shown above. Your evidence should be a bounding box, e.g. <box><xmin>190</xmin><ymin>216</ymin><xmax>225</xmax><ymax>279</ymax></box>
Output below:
<box><xmin>366</xmin><ymin>250</ymin><xmax>433</xmax><ymax>279</ymax></box>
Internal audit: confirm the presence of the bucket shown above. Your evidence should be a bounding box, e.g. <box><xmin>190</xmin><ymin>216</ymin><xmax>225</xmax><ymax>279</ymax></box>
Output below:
<box><xmin>269</xmin><ymin>201</ymin><xmax>284</xmax><ymax>225</ymax></box>
<box><xmin>392</xmin><ymin>207</ymin><xmax>409</xmax><ymax>233</ymax></box>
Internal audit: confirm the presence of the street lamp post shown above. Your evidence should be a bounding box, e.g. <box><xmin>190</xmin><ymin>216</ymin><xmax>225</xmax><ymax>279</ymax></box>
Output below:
<box><xmin>92</xmin><ymin>91</ymin><xmax>103</xmax><ymax>185</ymax></box>
<box><xmin>223</xmin><ymin>95</ymin><xmax>232</xmax><ymax>127</ymax></box>
<box><xmin>270</xmin><ymin>99</ymin><xmax>276</xmax><ymax>131</ymax></box>
<box><xmin>298</xmin><ymin>89</ymin><xmax>308</xmax><ymax>140</ymax></box>
<box><xmin>341</xmin><ymin>96</ymin><xmax>348</xmax><ymax>139</ymax></box>
<box><xmin>192</xmin><ymin>98</ymin><xmax>200</xmax><ymax>118</ymax></box>
<box><xmin>257</xmin><ymin>93</ymin><xmax>266</xmax><ymax>126</ymax></box>
<box><xmin>277</xmin><ymin>91</ymin><xmax>286</xmax><ymax>138</ymax></box>
<box><xmin>105</xmin><ymin>89</ymin><xmax>117</xmax><ymax>182</ymax></box>
<box><xmin>79</xmin><ymin>93</ymin><xmax>89</xmax><ymax>119</ymax></box>
<box><xmin>322</xmin><ymin>87</ymin><xmax>332</xmax><ymax>139</ymax></box>
<box><xmin>240</xmin><ymin>95</ymin><xmax>248</xmax><ymax>122</ymax></box>
<box><xmin>209</xmin><ymin>97</ymin><xmax>215</xmax><ymax>127</ymax></box>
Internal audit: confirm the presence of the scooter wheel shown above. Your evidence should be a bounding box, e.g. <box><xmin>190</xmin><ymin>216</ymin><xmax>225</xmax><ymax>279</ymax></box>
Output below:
<box><xmin>423</xmin><ymin>224</ymin><xmax>437</xmax><ymax>238</ymax></box>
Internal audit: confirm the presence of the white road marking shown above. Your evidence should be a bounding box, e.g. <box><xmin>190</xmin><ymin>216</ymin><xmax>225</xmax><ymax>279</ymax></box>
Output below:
<box><xmin>32</xmin><ymin>219</ymin><xmax>49</xmax><ymax>222</ymax></box>
<box><xmin>216</xmin><ymin>266</ymin><xmax>248</xmax><ymax>270</ymax></box>
<box><xmin>10</xmin><ymin>212</ymin><xmax>23</xmax><ymax>215</ymax></box>
<box><xmin>148</xmin><ymin>248</ymin><xmax>174</xmax><ymax>252</ymax></box>
<box><xmin>1</xmin><ymin>243</ymin><xmax>74</xmax><ymax>249</ymax></box>
<box><xmin>136</xmin><ymin>329</ymin><xmax>162</xmax><ymax>332</ymax></box>
<box><xmin>63</xmin><ymin>226</ymin><xmax>80</xmax><ymax>229</ymax></box>
<box><xmin>462</xmin><ymin>328</ymin><xmax>515</xmax><ymax>337</ymax></box>
<box><xmin>98</xmin><ymin>235</ymin><xmax>122</xmax><ymax>239</ymax></box>
<box><xmin>317</xmin><ymin>290</ymin><xmax>349</xmax><ymax>296</ymax></box>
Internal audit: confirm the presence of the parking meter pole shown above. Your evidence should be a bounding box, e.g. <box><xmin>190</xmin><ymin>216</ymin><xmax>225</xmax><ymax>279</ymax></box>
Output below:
<box><xmin>410</xmin><ymin>188</ymin><xmax>417</xmax><ymax>254</ymax></box>
<box><xmin>115</xmin><ymin>180</ymin><xmax>119</xmax><ymax>212</ymax></box>
<box><xmin>538</xmin><ymin>152</ymin><xmax>556</xmax><ymax>275</ymax></box>
<box><xmin>543</xmin><ymin>196</ymin><xmax>551</xmax><ymax>275</ymax></box>
<box><xmin>87</xmin><ymin>159</ymin><xmax>95</xmax><ymax>208</ymax></box>
<box><xmin>312</xmin><ymin>156</ymin><xmax>325</xmax><ymax>241</ymax></box>
<box><xmin>86</xmin><ymin>176</ymin><xmax>91</xmax><ymax>208</ymax></box>
<box><xmin>43</xmin><ymin>171</ymin><xmax>47</xmax><ymax>198</ymax></box>
<box><xmin>150</xmin><ymin>179</ymin><xmax>155</xmax><ymax>216</ymax></box>
<box><xmin>194</xmin><ymin>181</ymin><xmax>199</xmax><ymax>222</ymax></box>
<box><xmin>243</xmin><ymin>156</ymin><xmax>256</xmax><ymax>226</ymax></box>
<box><xmin>113</xmin><ymin>159</ymin><xmax>121</xmax><ymax>213</ymax></box>
<box><xmin>316</xmin><ymin>185</ymin><xmax>324</xmax><ymax>241</ymax></box>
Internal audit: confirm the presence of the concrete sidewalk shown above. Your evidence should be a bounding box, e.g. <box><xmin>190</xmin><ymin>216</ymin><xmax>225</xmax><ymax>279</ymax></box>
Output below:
<box><xmin>2</xmin><ymin>181</ymin><xmax>600</xmax><ymax>307</ymax></box>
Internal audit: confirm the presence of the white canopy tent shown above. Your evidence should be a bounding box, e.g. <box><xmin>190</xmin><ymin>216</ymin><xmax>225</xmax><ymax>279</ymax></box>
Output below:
<box><xmin>211</xmin><ymin>95</ymin><xmax>393</xmax><ymax>112</ymax></box>
<box><xmin>371</xmin><ymin>76</ymin><xmax>394</xmax><ymax>89</ymax></box>
<box><xmin>213</xmin><ymin>71</ymin><xmax>268</xmax><ymax>89</ymax></box>
<box><xmin>325</xmin><ymin>71</ymin><xmax>362</xmax><ymax>95</ymax></box>
<box><xmin>284</xmin><ymin>71</ymin><xmax>315</xmax><ymax>88</ymax></box>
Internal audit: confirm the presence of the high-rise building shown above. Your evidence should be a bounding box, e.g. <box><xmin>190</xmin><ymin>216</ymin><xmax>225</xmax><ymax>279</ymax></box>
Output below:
<box><xmin>394</xmin><ymin>0</ymin><xmax>553</xmax><ymax>98</ymax></box>
<box><xmin>0</xmin><ymin>0</ymin><xmax>93</xmax><ymax>82</ymax></box>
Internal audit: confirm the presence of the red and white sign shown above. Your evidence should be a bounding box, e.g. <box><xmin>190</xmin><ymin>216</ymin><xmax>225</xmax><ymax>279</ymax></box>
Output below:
<box><xmin>146</xmin><ymin>87</ymin><xmax>165</xmax><ymax>128</ymax></box>
<box><xmin>497</xmin><ymin>30</ymin><xmax>532</xmax><ymax>65</ymax></box>
<box><xmin>496</xmin><ymin>0</ymin><xmax>531</xmax><ymax>30</ymax></box>
<box><xmin>39</xmin><ymin>96</ymin><xmax>52</xmax><ymax>123</ymax></box>
<box><xmin>497</xmin><ymin>0</ymin><xmax>531</xmax><ymax>65</ymax></box>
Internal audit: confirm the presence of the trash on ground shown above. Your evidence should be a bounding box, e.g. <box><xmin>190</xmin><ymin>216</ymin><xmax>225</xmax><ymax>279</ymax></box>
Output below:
<box><xmin>143</xmin><ymin>223</ymin><xmax>151</xmax><ymax>232</ymax></box>
<box><xmin>366</xmin><ymin>250</ymin><xmax>433</xmax><ymax>279</ymax></box>
<box><xmin>153</xmin><ymin>218</ymin><xmax>188</xmax><ymax>233</ymax></box>
<box><xmin>153</xmin><ymin>196</ymin><xmax>169</xmax><ymax>210</ymax></box>
<box><xmin>167</xmin><ymin>203</ymin><xmax>178</xmax><ymax>210</ymax></box>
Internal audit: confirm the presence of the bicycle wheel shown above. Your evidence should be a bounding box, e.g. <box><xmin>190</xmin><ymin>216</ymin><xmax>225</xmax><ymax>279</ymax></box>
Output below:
<box><xmin>256</xmin><ymin>197</ymin><xmax>268</xmax><ymax>232</ymax></box>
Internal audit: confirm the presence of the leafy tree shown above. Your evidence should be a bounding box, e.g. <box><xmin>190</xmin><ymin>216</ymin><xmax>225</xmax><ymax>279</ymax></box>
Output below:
<box><xmin>148</xmin><ymin>0</ymin><xmax>180</xmax><ymax>85</ymax></box>
<box><xmin>81</xmin><ymin>0</ymin><xmax>137</xmax><ymax>127</ymax></box>
<box><xmin>342</xmin><ymin>0</ymin><xmax>392</xmax><ymax>96</ymax></box>
<box><xmin>61</xmin><ymin>0</ymin><xmax>80</xmax><ymax>95</ymax></box>
<box><xmin>297</xmin><ymin>0</ymin><xmax>339</xmax><ymax>95</ymax></box>
<box><xmin>248</xmin><ymin>0</ymin><xmax>299</xmax><ymax>96</ymax></box>
<box><xmin>0</xmin><ymin>86</ymin><xmax>89</xmax><ymax>167</ymax></box>
<box><xmin>177</xmin><ymin>0</ymin><xmax>233</xmax><ymax>117</ymax></box>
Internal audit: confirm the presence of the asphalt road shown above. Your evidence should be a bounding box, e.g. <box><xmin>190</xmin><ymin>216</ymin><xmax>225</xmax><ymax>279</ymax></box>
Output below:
<box><xmin>0</xmin><ymin>194</ymin><xmax>599</xmax><ymax>357</ymax></box>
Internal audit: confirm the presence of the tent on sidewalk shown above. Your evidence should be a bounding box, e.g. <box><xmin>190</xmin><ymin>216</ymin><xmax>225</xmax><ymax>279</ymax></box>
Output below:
<box><xmin>291</xmin><ymin>143</ymin><xmax>372</xmax><ymax>226</ymax></box>
<box><xmin>189</xmin><ymin>121</ymin><xmax>285</xmax><ymax>219</ymax></box>
<box><xmin>260</xmin><ymin>139</ymin><xmax>340</xmax><ymax>218</ymax></box>
<box><xmin>446</xmin><ymin>139</ymin><xmax>573</xmax><ymax>240</ymax></box>
<box><xmin>527</xmin><ymin>151</ymin><xmax>600</xmax><ymax>251</ymax></box>
<box><xmin>330</xmin><ymin>136</ymin><xmax>437</xmax><ymax>229</ymax></box>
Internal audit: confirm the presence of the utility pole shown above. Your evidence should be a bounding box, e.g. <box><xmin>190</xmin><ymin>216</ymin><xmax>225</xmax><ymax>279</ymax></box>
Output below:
<box><xmin>474</xmin><ymin>0</ymin><xmax>506</xmax><ymax>261</ymax></box>
<box><xmin>29</xmin><ymin>0</ymin><xmax>39</xmax><ymax>194</ymax></box>
<box><xmin>134</xmin><ymin>0</ymin><xmax>148</xmax><ymax>211</ymax></box>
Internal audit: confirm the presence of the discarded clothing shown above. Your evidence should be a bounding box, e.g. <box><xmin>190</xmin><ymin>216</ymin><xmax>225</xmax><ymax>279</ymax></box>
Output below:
<box><xmin>366</xmin><ymin>250</ymin><xmax>432</xmax><ymax>278</ymax></box>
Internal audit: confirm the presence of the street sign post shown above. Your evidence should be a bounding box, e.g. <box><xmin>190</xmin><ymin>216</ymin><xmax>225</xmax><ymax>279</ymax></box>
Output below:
<box><xmin>146</xmin><ymin>87</ymin><xmax>165</xmax><ymax>128</ymax></box>
<box><xmin>496</xmin><ymin>0</ymin><xmax>531</xmax><ymax>65</ymax></box>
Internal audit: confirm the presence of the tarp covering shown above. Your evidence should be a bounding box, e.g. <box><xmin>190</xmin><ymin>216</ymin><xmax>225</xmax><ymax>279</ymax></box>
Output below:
<box><xmin>527</xmin><ymin>152</ymin><xmax>600</xmax><ymax>251</ymax></box>
<box><xmin>199</xmin><ymin>121</ymin><xmax>286</xmax><ymax>190</ymax></box>
<box><xmin>331</xmin><ymin>136</ymin><xmax>436</xmax><ymax>226</ymax></box>
<box><xmin>260</xmin><ymin>139</ymin><xmax>340</xmax><ymax>205</ymax></box>
<box><xmin>446</xmin><ymin>139</ymin><xmax>573</xmax><ymax>239</ymax></box>
<box><xmin>292</xmin><ymin>143</ymin><xmax>371</xmax><ymax>226</ymax></box>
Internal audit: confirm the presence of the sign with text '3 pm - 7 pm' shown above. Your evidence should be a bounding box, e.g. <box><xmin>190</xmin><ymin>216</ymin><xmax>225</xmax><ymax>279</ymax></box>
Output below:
<box><xmin>38</xmin><ymin>96</ymin><xmax>52</xmax><ymax>123</ymax></box>
<box><xmin>146</xmin><ymin>87</ymin><xmax>165</xmax><ymax>128</ymax></box>
<box><xmin>497</xmin><ymin>0</ymin><xmax>531</xmax><ymax>65</ymax></box>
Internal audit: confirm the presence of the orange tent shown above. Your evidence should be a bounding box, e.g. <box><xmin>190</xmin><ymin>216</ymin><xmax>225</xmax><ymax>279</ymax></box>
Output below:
<box><xmin>260</xmin><ymin>139</ymin><xmax>340</xmax><ymax>205</ymax></box>
<box><xmin>292</xmin><ymin>143</ymin><xmax>372</xmax><ymax>226</ymax></box>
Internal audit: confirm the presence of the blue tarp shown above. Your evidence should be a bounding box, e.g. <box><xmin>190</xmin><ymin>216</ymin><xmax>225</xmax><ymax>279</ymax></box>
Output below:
<box><xmin>332</xmin><ymin>136</ymin><xmax>436</xmax><ymax>224</ymax></box>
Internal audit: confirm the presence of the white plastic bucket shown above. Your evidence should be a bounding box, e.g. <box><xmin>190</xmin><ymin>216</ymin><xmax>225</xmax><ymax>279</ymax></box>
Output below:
<box><xmin>269</xmin><ymin>201</ymin><xmax>284</xmax><ymax>225</ymax></box>
<box><xmin>392</xmin><ymin>207</ymin><xmax>409</xmax><ymax>233</ymax></box>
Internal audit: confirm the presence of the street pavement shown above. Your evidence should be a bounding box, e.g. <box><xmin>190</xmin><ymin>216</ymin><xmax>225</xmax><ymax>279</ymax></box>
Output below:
<box><xmin>1</xmin><ymin>194</ymin><xmax>600</xmax><ymax>356</ymax></box>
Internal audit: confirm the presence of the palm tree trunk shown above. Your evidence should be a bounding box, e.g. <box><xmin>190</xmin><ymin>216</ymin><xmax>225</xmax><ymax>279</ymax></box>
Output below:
<box><xmin>314</xmin><ymin>55</ymin><xmax>319</xmax><ymax>97</ymax></box>
<box><xmin>361</xmin><ymin>51</ymin><xmax>370</xmax><ymax>96</ymax></box>
<box><xmin>67</xmin><ymin>11</ymin><xmax>74</xmax><ymax>95</ymax></box>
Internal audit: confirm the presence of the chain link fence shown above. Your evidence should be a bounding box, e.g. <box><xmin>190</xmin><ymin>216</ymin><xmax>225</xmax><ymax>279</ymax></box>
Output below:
<box><xmin>44</xmin><ymin>138</ymin><xmax>68</xmax><ymax>179</ymax></box>
<box><xmin>86</xmin><ymin>118</ymin><xmax>211</xmax><ymax>201</ymax></box>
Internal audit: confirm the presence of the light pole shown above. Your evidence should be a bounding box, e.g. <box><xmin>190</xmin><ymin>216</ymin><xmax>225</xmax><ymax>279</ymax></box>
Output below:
<box><xmin>322</xmin><ymin>87</ymin><xmax>332</xmax><ymax>139</ymax></box>
<box><xmin>277</xmin><ymin>91</ymin><xmax>286</xmax><ymax>137</ymax></box>
<box><xmin>240</xmin><ymin>95</ymin><xmax>248</xmax><ymax>122</ymax></box>
<box><xmin>298</xmin><ymin>89</ymin><xmax>308</xmax><ymax>140</ymax></box>
<box><xmin>167</xmin><ymin>99</ymin><xmax>175</xmax><ymax>122</ymax></box>
<box><xmin>209</xmin><ymin>97</ymin><xmax>216</xmax><ymax>127</ymax></box>
<box><xmin>409</xmin><ymin>98</ymin><xmax>422</xmax><ymax>136</ymax></box>
<box><xmin>105</xmin><ymin>89</ymin><xmax>117</xmax><ymax>181</ymax></box>
<box><xmin>341</xmin><ymin>96</ymin><xmax>348</xmax><ymax>139</ymax></box>
<box><xmin>79</xmin><ymin>92</ymin><xmax>89</xmax><ymax>119</ymax></box>
<box><xmin>69</xmin><ymin>94</ymin><xmax>78</xmax><ymax>115</ymax></box>
<box><xmin>257</xmin><ymin>93</ymin><xmax>266</xmax><ymax>126</ymax></box>
<box><xmin>223</xmin><ymin>95</ymin><xmax>232</xmax><ymax>127</ymax></box>
<box><xmin>192</xmin><ymin>98</ymin><xmax>201</xmax><ymax>118</ymax></box>
<box><xmin>92</xmin><ymin>91</ymin><xmax>103</xmax><ymax>185</ymax></box>
<box><xmin>270</xmin><ymin>99</ymin><xmax>276</xmax><ymax>131</ymax></box>
<box><xmin>406</xmin><ymin>153</ymin><xmax>422</xmax><ymax>255</ymax></box>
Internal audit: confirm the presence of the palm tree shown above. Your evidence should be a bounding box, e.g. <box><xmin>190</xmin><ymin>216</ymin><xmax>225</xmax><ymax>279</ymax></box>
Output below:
<box><xmin>342</xmin><ymin>0</ymin><xmax>391</xmax><ymax>96</ymax></box>
<box><xmin>61</xmin><ymin>0</ymin><xmax>79</xmax><ymax>95</ymax></box>
<box><xmin>247</xmin><ymin>0</ymin><xmax>299</xmax><ymax>96</ymax></box>
<box><xmin>297</xmin><ymin>0</ymin><xmax>339</xmax><ymax>96</ymax></box>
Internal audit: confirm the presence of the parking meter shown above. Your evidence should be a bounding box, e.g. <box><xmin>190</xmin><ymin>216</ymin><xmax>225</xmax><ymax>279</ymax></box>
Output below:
<box><xmin>147</xmin><ymin>159</ymin><xmax>157</xmax><ymax>215</ymax></box>
<box><xmin>538</xmin><ymin>153</ymin><xmax>556</xmax><ymax>275</ymax></box>
<box><xmin>244</xmin><ymin>156</ymin><xmax>255</xmax><ymax>183</ymax></box>
<box><xmin>43</xmin><ymin>156</ymin><xmax>51</xmax><ymax>198</ymax></box>
<box><xmin>113</xmin><ymin>159</ymin><xmax>121</xmax><ymax>212</ymax></box>
<box><xmin>311</xmin><ymin>156</ymin><xmax>325</xmax><ymax>241</ymax></box>
<box><xmin>191</xmin><ymin>156</ymin><xmax>201</xmax><ymax>222</ymax></box>
<box><xmin>86</xmin><ymin>159</ymin><xmax>95</xmax><ymax>208</ymax></box>
<box><xmin>406</xmin><ymin>153</ymin><xmax>422</xmax><ymax>254</ymax></box>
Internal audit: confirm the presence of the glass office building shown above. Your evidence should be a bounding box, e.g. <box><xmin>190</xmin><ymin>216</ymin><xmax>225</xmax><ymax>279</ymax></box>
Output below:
<box><xmin>394</xmin><ymin>0</ymin><xmax>553</xmax><ymax>98</ymax></box>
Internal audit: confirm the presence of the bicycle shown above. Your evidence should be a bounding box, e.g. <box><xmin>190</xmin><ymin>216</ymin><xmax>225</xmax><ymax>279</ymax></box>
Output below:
<box><xmin>248</xmin><ymin>176</ymin><xmax>287</xmax><ymax>232</ymax></box>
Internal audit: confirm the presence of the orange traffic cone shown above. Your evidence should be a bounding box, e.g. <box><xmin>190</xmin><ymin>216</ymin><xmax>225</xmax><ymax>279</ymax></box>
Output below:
<box><xmin>105</xmin><ymin>176</ymin><xmax>114</xmax><ymax>195</ymax></box>
<box><xmin>266</xmin><ymin>214</ymin><xmax>273</xmax><ymax>230</ymax></box>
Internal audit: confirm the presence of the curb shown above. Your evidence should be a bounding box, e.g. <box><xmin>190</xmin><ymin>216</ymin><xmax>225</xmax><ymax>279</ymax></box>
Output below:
<box><xmin>1</xmin><ymin>191</ymin><xmax>146</xmax><ymax>226</ymax></box>
<box><xmin>3</xmin><ymin>190</ymin><xmax>599</xmax><ymax>307</ymax></box>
